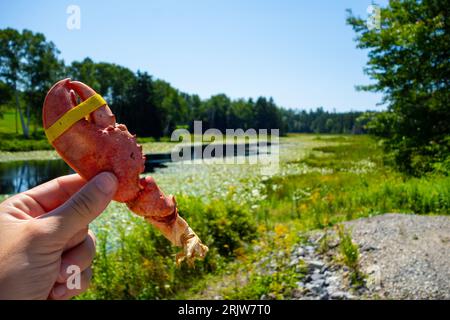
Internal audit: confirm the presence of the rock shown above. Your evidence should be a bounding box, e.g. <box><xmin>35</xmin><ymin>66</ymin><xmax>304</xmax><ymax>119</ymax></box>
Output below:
<box><xmin>306</xmin><ymin>283</ymin><xmax>323</xmax><ymax>295</ymax></box>
<box><xmin>325</xmin><ymin>276</ymin><xmax>340</xmax><ymax>286</ymax></box>
<box><xmin>361</xmin><ymin>244</ymin><xmax>378</xmax><ymax>252</ymax></box>
<box><xmin>296</xmin><ymin>247</ymin><xmax>305</xmax><ymax>256</ymax></box>
<box><xmin>268</xmin><ymin>293</ymin><xmax>277</xmax><ymax>300</ymax></box>
<box><xmin>289</xmin><ymin>257</ymin><xmax>300</xmax><ymax>267</ymax></box>
<box><xmin>311</xmin><ymin>279</ymin><xmax>325</xmax><ymax>287</ymax></box>
<box><xmin>292</xmin><ymin>289</ymin><xmax>304</xmax><ymax>299</ymax></box>
<box><xmin>320</xmin><ymin>292</ymin><xmax>329</xmax><ymax>300</ymax></box>
<box><xmin>326</xmin><ymin>285</ymin><xmax>339</xmax><ymax>295</ymax></box>
<box><xmin>311</xmin><ymin>273</ymin><xmax>324</xmax><ymax>281</ymax></box>
<box><xmin>306</xmin><ymin>260</ymin><xmax>325</xmax><ymax>270</ymax></box>
<box><xmin>366</xmin><ymin>264</ymin><xmax>382</xmax><ymax>288</ymax></box>
<box><xmin>305</xmin><ymin>245</ymin><xmax>315</xmax><ymax>253</ymax></box>
<box><xmin>330</xmin><ymin>291</ymin><xmax>352</xmax><ymax>300</ymax></box>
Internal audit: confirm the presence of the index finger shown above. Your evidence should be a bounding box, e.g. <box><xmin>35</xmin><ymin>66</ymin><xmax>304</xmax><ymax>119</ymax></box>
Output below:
<box><xmin>25</xmin><ymin>174</ymin><xmax>87</xmax><ymax>213</ymax></box>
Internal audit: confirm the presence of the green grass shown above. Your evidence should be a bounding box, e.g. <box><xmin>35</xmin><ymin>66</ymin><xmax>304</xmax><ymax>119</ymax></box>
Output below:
<box><xmin>0</xmin><ymin>111</ymin><xmax>23</xmax><ymax>134</ymax></box>
<box><xmin>74</xmin><ymin>135</ymin><xmax>449</xmax><ymax>299</ymax></box>
<box><xmin>335</xmin><ymin>224</ymin><xmax>363</xmax><ymax>285</ymax></box>
<box><xmin>179</xmin><ymin>135</ymin><xmax>449</xmax><ymax>299</ymax></box>
<box><xmin>79</xmin><ymin>194</ymin><xmax>257</xmax><ymax>299</ymax></box>
<box><xmin>1</xmin><ymin>133</ymin><xmax>448</xmax><ymax>299</ymax></box>
<box><xmin>0</xmin><ymin>111</ymin><xmax>52</xmax><ymax>152</ymax></box>
<box><xmin>0</xmin><ymin>111</ymin><xmax>178</xmax><ymax>153</ymax></box>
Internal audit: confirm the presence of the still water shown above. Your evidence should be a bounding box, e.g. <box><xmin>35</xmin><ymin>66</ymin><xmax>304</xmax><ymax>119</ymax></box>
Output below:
<box><xmin>0</xmin><ymin>157</ymin><xmax>170</xmax><ymax>194</ymax></box>
<box><xmin>0</xmin><ymin>143</ymin><xmax>268</xmax><ymax>194</ymax></box>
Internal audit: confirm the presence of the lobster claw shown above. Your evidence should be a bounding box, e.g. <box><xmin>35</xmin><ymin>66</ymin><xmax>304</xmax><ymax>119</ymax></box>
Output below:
<box><xmin>42</xmin><ymin>79</ymin><xmax>209</xmax><ymax>264</ymax></box>
<box><xmin>43</xmin><ymin>78</ymin><xmax>116</xmax><ymax>130</ymax></box>
<box><xmin>42</xmin><ymin>78</ymin><xmax>144</xmax><ymax>202</ymax></box>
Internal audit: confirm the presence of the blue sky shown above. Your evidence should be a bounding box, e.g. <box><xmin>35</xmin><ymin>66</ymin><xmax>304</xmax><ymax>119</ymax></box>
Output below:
<box><xmin>0</xmin><ymin>0</ymin><xmax>388</xmax><ymax>111</ymax></box>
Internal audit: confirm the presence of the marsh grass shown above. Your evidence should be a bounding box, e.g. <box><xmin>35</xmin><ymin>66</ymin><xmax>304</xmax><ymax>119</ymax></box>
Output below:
<box><xmin>74</xmin><ymin>134</ymin><xmax>449</xmax><ymax>299</ymax></box>
<box><xmin>79</xmin><ymin>194</ymin><xmax>257</xmax><ymax>299</ymax></box>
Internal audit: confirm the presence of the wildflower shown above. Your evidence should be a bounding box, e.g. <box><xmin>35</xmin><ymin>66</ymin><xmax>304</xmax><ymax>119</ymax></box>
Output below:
<box><xmin>274</xmin><ymin>224</ymin><xmax>288</xmax><ymax>236</ymax></box>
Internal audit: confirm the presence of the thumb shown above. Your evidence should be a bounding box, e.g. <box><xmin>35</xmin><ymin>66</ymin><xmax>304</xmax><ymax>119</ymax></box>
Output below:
<box><xmin>43</xmin><ymin>172</ymin><xmax>118</xmax><ymax>240</ymax></box>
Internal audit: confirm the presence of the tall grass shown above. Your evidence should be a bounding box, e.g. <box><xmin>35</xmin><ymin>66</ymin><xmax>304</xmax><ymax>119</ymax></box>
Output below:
<box><xmin>79</xmin><ymin>134</ymin><xmax>449</xmax><ymax>299</ymax></box>
<box><xmin>80</xmin><ymin>195</ymin><xmax>256</xmax><ymax>299</ymax></box>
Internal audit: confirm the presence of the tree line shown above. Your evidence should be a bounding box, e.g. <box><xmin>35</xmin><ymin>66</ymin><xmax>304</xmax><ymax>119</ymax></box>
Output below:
<box><xmin>1</xmin><ymin>28</ymin><xmax>368</xmax><ymax>139</ymax></box>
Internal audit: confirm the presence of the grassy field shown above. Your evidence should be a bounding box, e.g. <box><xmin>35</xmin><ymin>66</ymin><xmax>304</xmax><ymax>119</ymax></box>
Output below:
<box><xmin>36</xmin><ymin>134</ymin><xmax>444</xmax><ymax>300</ymax></box>
<box><xmin>0</xmin><ymin>110</ymin><xmax>177</xmax><ymax>159</ymax></box>
<box><xmin>0</xmin><ymin>111</ymin><xmax>22</xmax><ymax>134</ymax></box>
<box><xmin>0</xmin><ymin>133</ymin><xmax>448</xmax><ymax>298</ymax></box>
<box><xmin>0</xmin><ymin>111</ymin><xmax>52</xmax><ymax>152</ymax></box>
<box><xmin>1</xmin><ymin>134</ymin><xmax>448</xmax><ymax>299</ymax></box>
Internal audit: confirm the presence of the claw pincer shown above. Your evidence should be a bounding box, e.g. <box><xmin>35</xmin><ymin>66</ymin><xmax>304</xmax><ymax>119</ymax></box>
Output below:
<box><xmin>42</xmin><ymin>79</ymin><xmax>208</xmax><ymax>264</ymax></box>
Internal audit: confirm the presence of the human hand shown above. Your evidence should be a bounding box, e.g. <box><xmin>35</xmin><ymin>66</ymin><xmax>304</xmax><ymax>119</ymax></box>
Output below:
<box><xmin>0</xmin><ymin>172</ymin><xmax>118</xmax><ymax>300</ymax></box>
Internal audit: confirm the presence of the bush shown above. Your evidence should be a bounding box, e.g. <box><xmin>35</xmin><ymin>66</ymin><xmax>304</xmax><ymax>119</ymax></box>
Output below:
<box><xmin>80</xmin><ymin>194</ymin><xmax>257</xmax><ymax>299</ymax></box>
<box><xmin>0</xmin><ymin>132</ymin><xmax>52</xmax><ymax>151</ymax></box>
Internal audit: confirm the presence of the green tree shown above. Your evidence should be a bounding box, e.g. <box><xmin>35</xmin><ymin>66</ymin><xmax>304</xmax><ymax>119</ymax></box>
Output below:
<box><xmin>0</xmin><ymin>28</ymin><xmax>63</xmax><ymax>136</ymax></box>
<box><xmin>154</xmin><ymin>80</ymin><xmax>189</xmax><ymax>135</ymax></box>
<box><xmin>228</xmin><ymin>98</ymin><xmax>255</xmax><ymax>129</ymax></box>
<box><xmin>67</xmin><ymin>58</ymin><xmax>100</xmax><ymax>91</ymax></box>
<box><xmin>127</xmin><ymin>71</ymin><xmax>163</xmax><ymax>137</ymax></box>
<box><xmin>254</xmin><ymin>97</ymin><xmax>284</xmax><ymax>133</ymax></box>
<box><xmin>201</xmin><ymin>94</ymin><xmax>232</xmax><ymax>132</ymax></box>
<box><xmin>347</xmin><ymin>0</ymin><xmax>450</xmax><ymax>174</ymax></box>
<box><xmin>0</xmin><ymin>80</ymin><xmax>13</xmax><ymax>117</ymax></box>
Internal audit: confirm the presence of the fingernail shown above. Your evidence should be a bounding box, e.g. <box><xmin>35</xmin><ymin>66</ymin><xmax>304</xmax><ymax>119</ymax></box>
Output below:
<box><xmin>95</xmin><ymin>172</ymin><xmax>117</xmax><ymax>195</ymax></box>
<box><xmin>52</xmin><ymin>285</ymin><xmax>66</xmax><ymax>298</ymax></box>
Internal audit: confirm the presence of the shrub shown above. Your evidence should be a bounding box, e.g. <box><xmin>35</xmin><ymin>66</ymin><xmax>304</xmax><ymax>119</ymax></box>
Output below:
<box><xmin>80</xmin><ymin>194</ymin><xmax>257</xmax><ymax>299</ymax></box>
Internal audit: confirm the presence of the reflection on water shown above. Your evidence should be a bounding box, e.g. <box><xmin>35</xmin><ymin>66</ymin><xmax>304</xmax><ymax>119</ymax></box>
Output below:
<box><xmin>0</xmin><ymin>158</ymin><xmax>166</xmax><ymax>194</ymax></box>
<box><xmin>0</xmin><ymin>143</ymin><xmax>270</xmax><ymax>194</ymax></box>
<box><xmin>0</xmin><ymin>160</ymin><xmax>73</xmax><ymax>194</ymax></box>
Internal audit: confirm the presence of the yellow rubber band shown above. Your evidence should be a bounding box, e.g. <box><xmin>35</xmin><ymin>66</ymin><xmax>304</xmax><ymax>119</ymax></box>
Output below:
<box><xmin>45</xmin><ymin>94</ymin><xmax>106</xmax><ymax>143</ymax></box>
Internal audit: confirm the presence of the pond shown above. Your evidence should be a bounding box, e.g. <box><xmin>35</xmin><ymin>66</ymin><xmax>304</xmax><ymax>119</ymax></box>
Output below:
<box><xmin>0</xmin><ymin>143</ymin><xmax>268</xmax><ymax>194</ymax></box>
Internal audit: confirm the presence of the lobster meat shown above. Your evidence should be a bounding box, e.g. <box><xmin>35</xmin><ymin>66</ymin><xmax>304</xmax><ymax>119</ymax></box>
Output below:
<box><xmin>42</xmin><ymin>79</ymin><xmax>208</xmax><ymax>264</ymax></box>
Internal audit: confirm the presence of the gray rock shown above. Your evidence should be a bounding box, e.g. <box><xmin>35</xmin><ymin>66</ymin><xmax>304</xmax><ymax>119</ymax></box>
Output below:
<box><xmin>306</xmin><ymin>260</ymin><xmax>325</xmax><ymax>270</ymax></box>
<box><xmin>311</xmin><ymin>273</ymin><xmax>324</xmax><ymax>281</ymax></box>
<box><xmin>325</xmin><ymin>276</ymin><xmax>340</xmax><ymax>286</ymax></box>
<box><xmin>289</xmin><ymin>257</ymin><xmax>300</xmax><ymax>267</ymax></box>
<box><xmin>312</xmin><ymin>279</ymin><xmax>325</xmax><ymax>287</ymax></box>
<box><xmin>330</xmin><ymin>291</ymin><xmax>352</xmax><ymax>300</ymax></box>
<box><xmin>320</xmin><ymin>292</ymin><xmax>329</xmax><ymax>300</ymax></box>
<box><xmin>306</xmin><ymin>283</ymin><xmax>323</xmax><ymax>295</ymax></box>
<box><xmin>297</xmin><ymin>247</ymin><xmax>305</xmax><ymax>256</ymax></box>
<box><xmin>292</xmin><ymin>289</ymin><xmax>304</xmax><ymax>299</ymax></box>
<box><xmin>305</xmin><ymin>245</ymin><xmax>315</xmax><ymax>253</ymax></box>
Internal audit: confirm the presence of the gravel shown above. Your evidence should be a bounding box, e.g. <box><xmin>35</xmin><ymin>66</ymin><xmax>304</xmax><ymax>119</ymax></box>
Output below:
<box><xmin>199</xmin><ymin>213</ymin><xmax>450</xmax><ymax>300</ymax></box>
<box><xmin>342</xmin><ymin>213</ymin><xmax>450</xmax><ymax>299</ymax></box>
<box><xmin>287</xmin><ymin>213</ymin><xmax>450</xmax><ymax>300</ymax></box>
<box><xmin>287</xmin><ymin>241</ymin><xmax>359</xmax><ymax>300</ymax></box>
